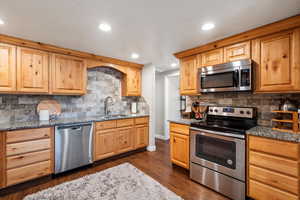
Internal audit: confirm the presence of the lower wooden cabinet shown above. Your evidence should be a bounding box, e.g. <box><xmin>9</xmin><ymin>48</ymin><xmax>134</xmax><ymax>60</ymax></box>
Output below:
<box><xmin>0</xmin><ymin>127</ymin><xmax>54</xmax><ymax>188</ymax></box>
<box><xmin>247</xmin><ymin>135</ymin><xmax>300</xmax><ymax>200</ymax></box>
<box><xmin>135</xmin><ymin>125</ymin><xmax>149</xmax><ymax>149</ymax></box>
<box><xmin>115</xmin><ymin>128</ymin><xmax>134</xmax><ymax>154</ymax></box>
<box><xmin>169</xmin><ymin>122</ymin><xmax>190</xmax><ymax>169</ymax></box>
<box><xmin>94</xmin><ymin>117</ymin><xmax>149</xmax><ymax>161</ymax></box>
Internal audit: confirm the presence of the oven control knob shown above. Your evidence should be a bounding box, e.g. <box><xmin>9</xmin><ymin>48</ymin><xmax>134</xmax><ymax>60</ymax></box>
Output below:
<box><xmin>246</xmin><ymin>111</ymin><xmax>251</xmax><ymax>115</ymax></box>
<box><xmin>214</xmin><ymin>109</ymin><xmax>218</xmax><ymax>113</ymax></box>
<box><xmin>240</xmin><ymin>110</ymin><xmax>244</xmax><ymax>114</ymax></box>
<box><xmin>227</xmin><ymin>159</ymin><xmax>233</xmax><ymax>165</ymax></box>
<box><xmin>209</xmin><ymin>109</ymin><xmax>213</xmax><ymax>112</ymax></box>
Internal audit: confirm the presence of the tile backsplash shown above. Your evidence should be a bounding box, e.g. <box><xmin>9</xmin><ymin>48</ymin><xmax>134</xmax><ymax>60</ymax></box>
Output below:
<box><xmin>0</xmin><ymin>67</ymin><xmax>149</xmax><ymax>123</ymax></box>
<box><xmin>187</xmin><ymin>92</ymin><xmax>300</xmax><ymax>126</ymax></box>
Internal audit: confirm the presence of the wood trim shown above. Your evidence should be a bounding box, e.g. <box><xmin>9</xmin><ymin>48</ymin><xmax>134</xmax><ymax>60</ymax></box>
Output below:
<box><xmin>174</xmin><ymin>14</ymin><xmax>300</xmax><ymax>58</ymax></box>
<box><xmin>0</xmin><ymin>34</ymin><xmax>143</xmax><ymax>68</ymax></box>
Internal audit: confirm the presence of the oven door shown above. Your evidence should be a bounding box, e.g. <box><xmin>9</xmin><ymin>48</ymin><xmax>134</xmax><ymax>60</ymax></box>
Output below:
<box><xmin>190</xmin><ymin>129</ymin><xmax>245</xmax><ymax>181</ymax></box>
<box><xmin>201</xmin><ymin>70</ymin><xmax>239</xmax><ymax>92</ymax></box>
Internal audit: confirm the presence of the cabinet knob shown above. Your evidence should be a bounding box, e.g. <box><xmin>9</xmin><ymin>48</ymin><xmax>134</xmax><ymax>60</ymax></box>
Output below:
<box><xmin>283</xmin><ymin>54</ymin><xmax>287</xmax><ymax>59</ymax></box>
<box><xmin>173</xmin><ymin>138</ymin><xmax>176</xmax><ymax>143</ymax></box>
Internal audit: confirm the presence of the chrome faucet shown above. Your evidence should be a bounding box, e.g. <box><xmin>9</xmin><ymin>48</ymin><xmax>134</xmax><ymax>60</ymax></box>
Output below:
<box><xmin>104</xmin><ymin>96</ymin><xmax>114</xmax><ymax>117</ymax></box>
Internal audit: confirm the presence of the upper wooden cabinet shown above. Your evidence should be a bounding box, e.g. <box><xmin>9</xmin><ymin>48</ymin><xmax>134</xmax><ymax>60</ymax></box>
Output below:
<box><xmin>122</xmin><ymin>67</ymin><xmax>141</xmax><ymax>96</ymax></box>
<box><xmin>201</xmin><ymin>48</ymin><xmax>224</xmax><ymax>67</ymax></box>
<box><xmin>252</xmin><ymin>29</ymin><xmax>300</xmax><ymax>93</ymax></box>
<box><xmin>0</xmin><ymin>43</ymin><xmax>16</xmax><ymax>93</ymax></box>
<box><xmin>17</xmin><ymin>47</ymin><xmax>49</xmax><ymax>93</ymax></box>
<box><xmin>51</xmin><ymin>54</ymin><xmax>87</xmax><ymax>95</ymax></box>
<box><xmin>180</xmin><ymin>55</ymin><xmax>199</xmax><ymax>95</ymax></box>
<box><xmin>224</xmin><ymin>41</ymin><xmax>250</xmax><ymax>62</ymax></box>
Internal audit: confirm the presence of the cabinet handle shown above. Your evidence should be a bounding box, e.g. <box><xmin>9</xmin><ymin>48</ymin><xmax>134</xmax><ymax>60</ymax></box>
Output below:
<box><xmin>29</xmin><ymin>64</ymin><xmax>33</xmax><ymax>68</ymax></box>
<box><xmin>282</xmin><ymin>54</ymin><xmax>287</xmax><ymax>59</ymax></box>
<box><xmin>173</xmin><ymin>138</ymin><xmax>176</xmax><ymax>143</ymax></box>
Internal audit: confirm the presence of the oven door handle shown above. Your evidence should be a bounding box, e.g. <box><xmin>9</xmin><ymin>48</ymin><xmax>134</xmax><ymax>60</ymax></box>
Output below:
<box><xmin>190</xmin><ymin>127</ymin><xmax>245</xmax><ymax>140</ymax></box>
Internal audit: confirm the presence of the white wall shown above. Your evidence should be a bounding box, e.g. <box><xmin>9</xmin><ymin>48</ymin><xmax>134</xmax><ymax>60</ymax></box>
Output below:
<box><xmin>155</xmin><ymin>72</ymin><xmax>165</xmax><ymax>139</ymax></box>
<box><xmin>154</xmin><ymin>69</ymin><xmax>180</xmax><ymax>140</ymax></box>
<box><xmin>142</xmin><ymin>64</ymin><xmax>156</xmax><ymax>151</ymax></box>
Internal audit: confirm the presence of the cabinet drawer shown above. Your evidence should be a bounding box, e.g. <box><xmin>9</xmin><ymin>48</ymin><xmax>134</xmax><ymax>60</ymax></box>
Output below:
<box><xmin>135</xmin><ymin>117</ymin><xmax>149</xmax><ymax>125</ymax></box>
<box><xmin>6</xmin><ymin>150</ymin><xmax>51</xmax><ymax>170</ymax></box>
<box><xmin>249</xmin><ymin>151</ymin><xmax>299</xmax><ymax>177</ymax></box>
<box><xmin>249</xmin><ymin>135</ymin><xmax>299</xmax><ymax>159</ymax></box>
<box><xmin>6</xmin><ymin>160</ymin><xmax>52</xmax><ymax>186</ymax></box>
<box><xmin>117</xmin><ymin>119</ymin><xmax>134</xmax><ymax>128</ymax></box>
<box><xmin>170</xmin><ymin>123</ymin><xmax>189</xmax><ymax>135</ymax></box>
<box><xmin>249</xmin><ymin>165</ymin><xmax>299</xmax><ymax>194</ymax></box>
<box><xmin>249</xmin><ymin>179</ymin><xmax>298</xmax><ymax>200</ymax></box>
<box><xmin>6</xmin><ymin>128</ymin><xmax>51</xmax><ymax>143</ymax></box>
<box><xmin>6</xmin><ymin>139</ymin><xmax>50</xmax><ymax>156</ymax></box>
<box><xmin>96</xmin><ymin>120</ymin><xmax>116</xmax><ymax>130</ymax></box>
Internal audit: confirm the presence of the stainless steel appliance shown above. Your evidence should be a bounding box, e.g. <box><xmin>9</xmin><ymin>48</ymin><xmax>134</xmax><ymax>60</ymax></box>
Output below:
<box><xmin>55</xmin><ymin>122</ymin><xmax>93</xmax><ymax>174</ymax></box>
<box><xmin>190</xmin><ymin>106</ymin><xmax>257</xmax><ymax>200</ymax></box>
<box><xmin>200</xmin><ymin>59</ymin><xmax>252</xmax><ymax>93</ymax></box>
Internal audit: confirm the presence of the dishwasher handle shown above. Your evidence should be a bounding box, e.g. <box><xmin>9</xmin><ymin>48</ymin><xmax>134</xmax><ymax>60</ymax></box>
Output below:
<box><xmin>56</xmin><ymin>122</ymin><xmax>92</xmax><ymax>130</ymax></box>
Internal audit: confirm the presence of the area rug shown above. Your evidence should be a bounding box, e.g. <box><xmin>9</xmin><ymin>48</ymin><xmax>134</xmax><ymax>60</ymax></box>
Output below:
<box><xmin>23</xmin><ymin>163</ymin><xmax>183</xmax><ymax>200</ymax></box>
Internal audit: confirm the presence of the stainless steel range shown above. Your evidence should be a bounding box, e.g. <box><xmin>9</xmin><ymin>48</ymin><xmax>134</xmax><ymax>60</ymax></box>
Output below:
<box><xmin>190</xmin><ymin>106</ymin><xmax>257</xmax><ymax>200</ymax></box>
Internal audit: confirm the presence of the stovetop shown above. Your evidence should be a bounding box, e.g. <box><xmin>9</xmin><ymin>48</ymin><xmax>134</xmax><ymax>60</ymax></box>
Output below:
<box><xmin>190</xmin><ymin>106</ymin><xmax>257</xmax><ymax>135</ymax></box>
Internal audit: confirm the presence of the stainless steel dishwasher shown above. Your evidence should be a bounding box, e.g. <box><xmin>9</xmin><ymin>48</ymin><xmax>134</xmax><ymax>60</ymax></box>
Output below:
<box><xmin>55</xmin><ymin>122</ymin><xmax>93</xmax><ymax>174</ymax></box>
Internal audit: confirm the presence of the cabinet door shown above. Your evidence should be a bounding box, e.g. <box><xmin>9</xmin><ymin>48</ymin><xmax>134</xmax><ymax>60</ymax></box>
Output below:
<box><xmin>116</xmin><ymin>128</ymin><xmax>134</xmax><ymax>153</ymax></box>
<box><xmin>123</xmin><ymin>67</ymin><xmax>141</xmax><ymax>96</ymax></box>
<box><xmin>253</xmin><ymin>29</ymin><xmax>300</xmax><ymax>92</ymax></box>
<box><xmin>17</xmin><ymin>47</ymin><xmax>49</xmax><ymax>93</ymax></box>
<box><xmin>94</xmin><ymin>131</ymin><xmax>116</xmax><ymax>160</ymax></box>
<box><xmin>170</xmin><ymin>133</ymin><xmax>189</xmax><ymax>169</ymax></box>
<box><xmin>224</xmin><ymin>41</ymin><xmax>250</xmax><ymax>62</ymax></box>
<box><xmin>0</xmin><ymin>43</ymin><xmax>16</xmax><ymax>93</ymax></box>
<box><xmin>51</xmin><ymin>54</ymin><xmax>87</xmax><ymax>95</ymax></box>
<box><xmin>201</xmin><ymin>48</ymin><xmax>224</xmax><ymax>66</ymax></box>
<box><xmin>0</xmin><ymin>133</ymin><xmax>4</xmax><ymax>188</ymax></box>
<box><xmin>135</xmin><ymin>125</ymin><xmax>149</xmax><ymax>149</ymax></box>
<box><xmin>180</xmin><ymin>55</ymin><xmax>198</xmax><ymax>95</ymax></box>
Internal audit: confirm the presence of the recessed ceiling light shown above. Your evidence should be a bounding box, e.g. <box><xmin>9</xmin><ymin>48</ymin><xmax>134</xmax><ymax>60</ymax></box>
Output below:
<box><xmin>0</xmin><ymin>18</ymin><xmax>5</xmax><ymax>25</ymax></box>
<box><xmin>171</xmin><ymin>63</ymin><xmax>178</xmax><ymax>67</ymax></box>
<box><xmin>131</xmin><ymin>53</ymin><xmax>139</xmax><ymax>59</ymax></box>
<box><xmin>201</xmin><ymin>23</ymin><xmax>215</xmax><ymax>31</ymax></box>
<box><xmin>98</xmin><ymin>23</ymin><xmax>111</xmax><ymax>32</ymax></box>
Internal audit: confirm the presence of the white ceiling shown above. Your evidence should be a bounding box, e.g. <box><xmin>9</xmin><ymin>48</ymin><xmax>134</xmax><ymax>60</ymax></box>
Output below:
<box><xmin>0</xmin><ymin>0</ymin><xmax>299</xmax><ymax>71</ymax></box>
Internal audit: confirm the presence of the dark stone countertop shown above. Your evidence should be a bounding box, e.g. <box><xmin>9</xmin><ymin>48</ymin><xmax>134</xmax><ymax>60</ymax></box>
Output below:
<box><xmin>0</xmin><ymin>114</ymin><xmax>149</xmax><ymax>131</ymax></box>
<box><xmin>168</xmin><ymin>118</ymin><xmax>201</xmax><ymax>126</ymax></box>
<box><xmin>246</xmin><ymin>126</ymin><xmax>300</xmax><ymax>143</ymax></box>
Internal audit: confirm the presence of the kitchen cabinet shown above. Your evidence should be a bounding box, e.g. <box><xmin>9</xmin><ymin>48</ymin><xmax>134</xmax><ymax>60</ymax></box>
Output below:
<box><xmin>169</xmin><ymin>122</ymin><xmax>190</xmax><ymax>169</ymax></box>
<box><xmin>201</xmin><ymin>48</ymin><xmax>224</xmax><ymax>67</ymax></box>
<box><xmin>2</xmin><ymin>127</ymin><xmax>54</xmax><ymax>187</ymax></box>
<box><xmin>252</xmin><ymin>29</ymin><xmax>300</xmax><ymax>93</ymax></box>
<box><xmin>180</xmin><ymin>55</ymin><xmax>199</xmax><ymax>95</ymax></box>
<box><xmin>94</xmin><ymin>117</ymin><xmax>149</xmax><ymax>161</ymax></box>
<box><xmin>51</xmin><ymin>54</ymin><xmax>87</xmax><ymax>95</ymax></box>
<box><xmin>135</xmin><ymin>125</ymin><xmax>149</xmax><ymax>149</ymax></box>
<box><xmin>116</xmin><ymin>128</ymin><xmax>134</xmax><ymax>154</ymax></box>
<box><xmin>247</xmin><ymin>135</ymin><xmax>300</xmax><ymax>200</ymax></box>
<box><xmin>224</xmin><ymin>41</ymin><xmax>250</xmax><ymax>62</ymax></box>
<box><xmin>0</xmin><ymin>43</ymin><xmax>16</xmax><ymax>93</ymax></box>
<box><xmin>95</xmin><ymin>130</ymin><xmax>116</xmax><ymax>160</ymax></box>
<box><xmin>0</xmin><ymin>133</ymin><xmax>4</xmax><ymax>188</ymax></box>
<box><xmin>17</xmin><ymin>47</ymin><xmax>49</xmax><ymax>93</ymax></box>
<box><xmin>122</xmin><ymin>67</ymin><xmax>141</xmax><ymax>96</ymax></box>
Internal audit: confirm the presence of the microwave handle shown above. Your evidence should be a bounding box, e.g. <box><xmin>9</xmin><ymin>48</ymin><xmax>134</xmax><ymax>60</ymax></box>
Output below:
<box><xmin>234</xmin><ymin>70</ymin><xmax>239</xmax><ymax>87</ymax></box>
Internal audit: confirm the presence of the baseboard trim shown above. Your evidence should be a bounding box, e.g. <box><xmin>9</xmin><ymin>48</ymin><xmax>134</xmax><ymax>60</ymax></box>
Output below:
<box><xmin>147</xmin><ymin>145</ymin><xmax>156</xmax><ymax>152</ymax></box>
<box><xmin>155</xmin><ymin>134</ymin><xmax>169</xmax><ymax>140</ymax></box>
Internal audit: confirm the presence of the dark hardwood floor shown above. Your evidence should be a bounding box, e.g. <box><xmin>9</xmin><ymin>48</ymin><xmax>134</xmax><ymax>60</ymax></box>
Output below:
<box><xmin>0</xmin><ymin>139</ymin><xmax>229</xmax><ymax>200</ymax></box>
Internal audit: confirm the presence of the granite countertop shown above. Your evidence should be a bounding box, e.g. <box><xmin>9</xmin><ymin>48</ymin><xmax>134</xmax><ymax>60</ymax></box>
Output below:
<box><xmin>246</xmin><ymin>126</ymin><xmax>300</xmax><ymax>143</ymax></box>
<box><xmin>168</xmin><ymin>118</ymin><xmax>201</xmax><ymax>125</ymax></box>
<box><xmin>0</xmin><ymin>114</ymin><xmax>149</xmax><ymax>131</ymax></box>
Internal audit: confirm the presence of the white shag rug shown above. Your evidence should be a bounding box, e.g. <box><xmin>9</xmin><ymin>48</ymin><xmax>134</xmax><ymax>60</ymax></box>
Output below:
<box><xmin>23</xmin><ymin>163</ymin><xmax>183</xmax><ymax>200</ymax></box>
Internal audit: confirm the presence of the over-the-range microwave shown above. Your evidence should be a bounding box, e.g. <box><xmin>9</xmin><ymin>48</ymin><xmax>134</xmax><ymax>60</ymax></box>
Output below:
<box><xmin>199</xmin><ymin>59</ymin><xmax>252</xmax><ymax>93</ymax></box>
